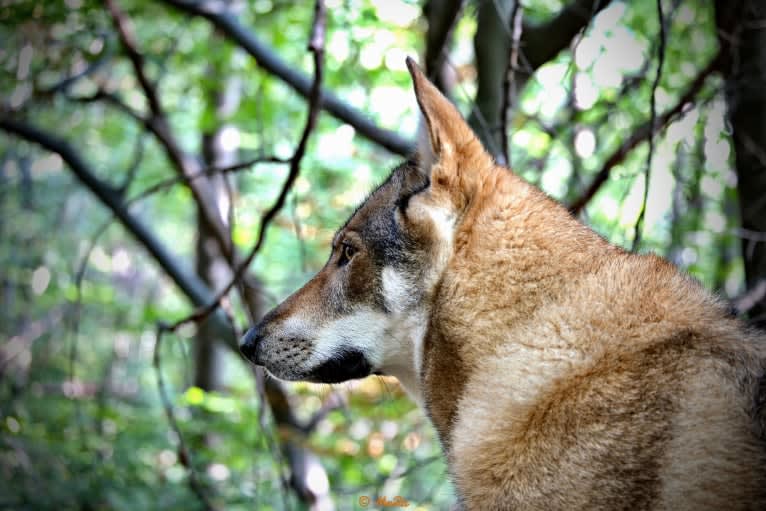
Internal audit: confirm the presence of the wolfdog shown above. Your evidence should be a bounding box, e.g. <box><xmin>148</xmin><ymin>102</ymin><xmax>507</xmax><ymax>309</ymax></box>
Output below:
<box><xmin>241</xmin><ymin>58</ymin><xmax>766</xmax><ymax>510</ymax></box>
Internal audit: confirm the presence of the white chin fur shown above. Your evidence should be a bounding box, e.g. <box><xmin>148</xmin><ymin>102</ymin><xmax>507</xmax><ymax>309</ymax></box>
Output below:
<box><xmin>380</xmin><ymin>266</ymin><xmax>427</xmax><ymax>402</ymax></box>
<box><xmin>310</xmin><ymin>308</ymin><xmax>388</xmax><ymax>368</ymax></box>
<box><xmin>382</xmin><ymin>266</ymin><xmax>415</xmax><ymax>314</ymax></box>
<box><xmin>304</xmin><ymin>292</ymin><xmax>426</xmax><ymax>404</ymax></box>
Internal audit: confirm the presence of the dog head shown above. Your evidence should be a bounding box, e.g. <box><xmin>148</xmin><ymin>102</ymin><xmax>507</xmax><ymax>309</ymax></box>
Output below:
<box><xmin>240</xmin><ymin>58</ymin><xmax>492</xmax><ymax>393</ymax></box>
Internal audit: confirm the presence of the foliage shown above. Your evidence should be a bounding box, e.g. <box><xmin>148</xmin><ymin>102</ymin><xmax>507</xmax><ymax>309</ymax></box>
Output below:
<box><xmin>0</xmin><ymin>0</ymin><xmax>742</xmax><ymax>509</ymax></box>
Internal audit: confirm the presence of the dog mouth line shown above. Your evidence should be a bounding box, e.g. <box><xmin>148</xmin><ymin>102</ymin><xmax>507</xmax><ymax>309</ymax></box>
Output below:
<box><xmin>252</xmin><ymin>335</ymin><xmax>375</xmax><ymax>384</ymax></box>
<box><xmin>303</xmin><ymin>349</ymin><xmax>373</xmax><ymax>384</ymax></box>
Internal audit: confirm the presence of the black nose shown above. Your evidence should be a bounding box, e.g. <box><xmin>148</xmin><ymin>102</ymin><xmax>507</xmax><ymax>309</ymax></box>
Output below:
<box><xmin>239</xmin><ymin>327</ymin><xmax>262</xmax><ymax>364</ymax></box>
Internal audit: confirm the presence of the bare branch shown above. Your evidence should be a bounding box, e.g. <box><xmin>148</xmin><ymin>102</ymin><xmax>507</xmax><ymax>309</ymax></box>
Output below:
<box><xmin>336</xmin><ymin>454</ymin><xmax>443</xmax><ymax>495</ymax></box>
<box><xmin>160</xmin><ymin>0</ymin><xmax>414</xmax><ymax>157</ymax></box>
<box><xmin>74</xmin><ymin>13</ymin><xmax>329</xmax><ymax>503</ymax></box>
<box><xmin>247</xmin><ymin>0</ymin><xmax>326</xmax><ymax>262</ymax></box>
<box><xmin>568</xmin><ymin>51</ymin><xmax>721</xmax><ymax>214</ymax></box>
<box><xmin>66</xmin><ymin>155</ymin><xmax>287</xmax><ymax>354</ymax></box>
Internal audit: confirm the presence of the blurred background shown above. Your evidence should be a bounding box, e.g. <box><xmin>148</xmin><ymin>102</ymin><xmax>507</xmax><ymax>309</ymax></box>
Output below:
<box><xmin>1</xmin><ymin>0</ymin><xmax>764</xmax><ymax>509</ymax></box>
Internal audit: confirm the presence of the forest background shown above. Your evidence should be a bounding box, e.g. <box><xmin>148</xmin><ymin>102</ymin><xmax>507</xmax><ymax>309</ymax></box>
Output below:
<box><xmin>1</xmin><ymin>0</ymin><xmax>765</xmax><ymax>509</ymax></box>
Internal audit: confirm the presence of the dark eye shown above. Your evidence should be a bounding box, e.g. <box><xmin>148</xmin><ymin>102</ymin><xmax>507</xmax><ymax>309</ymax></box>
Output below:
<box><xmin>338</xmin><ymin>243</ymin><xmax>356</xmax><ymax>266</ymax></box>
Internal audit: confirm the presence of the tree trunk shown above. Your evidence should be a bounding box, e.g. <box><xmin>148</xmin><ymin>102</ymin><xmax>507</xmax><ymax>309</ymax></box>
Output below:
<box><xmin>469</xmin><ymin>0</ymin><xmax>514</xmax><ymax>160</ymax></box>
<box><xmin>194</xmin><ymin>38</ymin><xmax>242</xmax><ymax>392</ymax></box>
<box><xmin>715</xmin><ymin>0</ymin><xmax>766</xmax><ymax>327</ymax></box>
<box><xmin>423</xmin><ymin>0</ymin><xmax>463</xmax><ymax>93</ymax></box>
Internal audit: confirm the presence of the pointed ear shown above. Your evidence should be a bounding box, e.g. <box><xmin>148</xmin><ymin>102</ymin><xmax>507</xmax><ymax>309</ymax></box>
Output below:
<box><xmin>406</xmin><ymin>57</ymin><xmax>484</xmax><ymax>164</ymax></box>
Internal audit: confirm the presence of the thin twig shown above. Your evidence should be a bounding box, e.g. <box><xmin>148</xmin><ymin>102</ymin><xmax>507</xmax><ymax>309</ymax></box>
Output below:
<box><xmin>105</xmin><ymin>0</ymin><xmax>164</xmax><ymax>116</ymax></box>
<box><xmin>253</xmin><ymin>368</ymin><xmax>293</xmax><ymax>510</ymax></box>
<box><xmin>631</xmin><ymin>0</ymin><xmax>666</xmax><ymax>251</ymax></box>
<box><xmin>66</xmin><ymin>252</ymin><xmax>89</xmax><ymax>450</ymax></box>
<box><xmin>442</xmin><ymin>53</ymin><xmax>501</xmax><ymax>157</ymax></box>
<box><xmin>531</xmin><ymin>57</ymin><xmax>652</xmax><ymax>146</ymax></box>
<box><xmin>37</xmin><ymin>41</ymin><xmax>113</xmax><ymax>95</ymax></box>
<box><xmin>70</xmin><ymin>88</ymin><xmax>146</xmax><ymax>125</ymax></box>
<box><xmin>154</xmin><ymin>326</ymin><xmax>219</xmax><ymax>511</ymax></box>
<box><xmin>68</xmin><ymin>155</ymin><xmax>285</xmax><ymax>304</ymax></box>
<box><xmin>500</xmin><ymin>1</ymin><xmax>523</xmax><ymax>166</ymax></box>
<box><xmin>124</xmin><ymin>155</ymin><xmax>289</xmax><ymax>206</ymax></box>
<box><xmin>117</xmin><ymin>133</ymin><xmax>147</xmax><ymax>195</ymax></box>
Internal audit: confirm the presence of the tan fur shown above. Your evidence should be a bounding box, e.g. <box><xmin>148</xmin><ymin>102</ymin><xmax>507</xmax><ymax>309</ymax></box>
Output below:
<box><xmin>243</xmin><ymin>59</ymin><xmax>766</xmax><ymax>509</ymax></box>
<box><xmin>407</xmin><ymin>60</ymin><xmax>766</xmax><ymax>509</ymax></box>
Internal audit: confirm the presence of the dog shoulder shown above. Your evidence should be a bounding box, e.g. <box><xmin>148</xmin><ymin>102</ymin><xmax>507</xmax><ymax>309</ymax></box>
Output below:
<box><xmin>450</xmin><ymin>318</ymin><xmax>766</xmax><ymax>510</ymax></box>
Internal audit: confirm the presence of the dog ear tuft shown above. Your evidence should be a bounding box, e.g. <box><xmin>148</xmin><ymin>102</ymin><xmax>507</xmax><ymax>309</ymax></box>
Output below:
<box><xmin>406</xmin><ymin>57</ymin><xmax>484</xmax><ymax>166</ymax></box>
